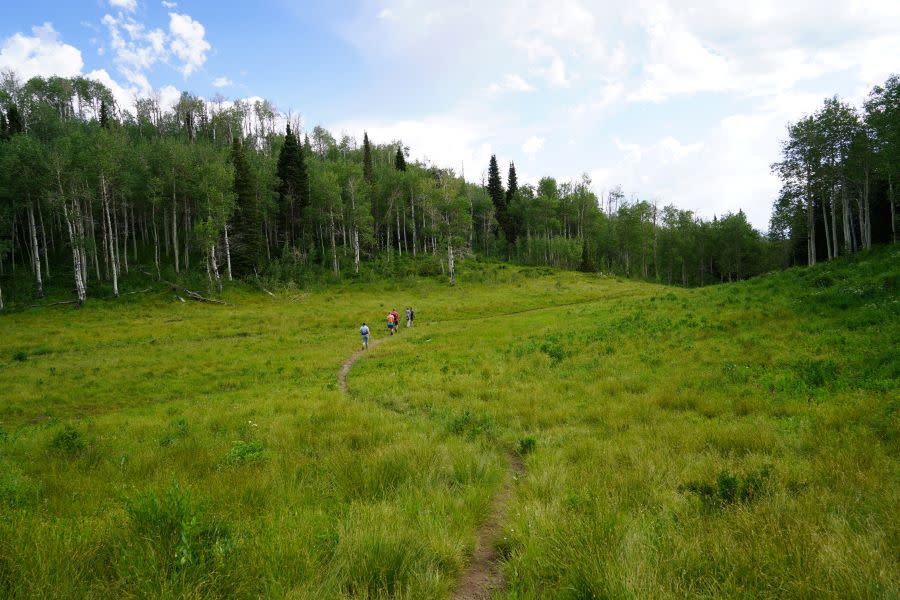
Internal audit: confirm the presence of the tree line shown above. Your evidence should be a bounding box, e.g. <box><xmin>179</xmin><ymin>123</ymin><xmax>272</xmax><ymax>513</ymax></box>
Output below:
<box><xmin>771</xmin><ymin>75</ymin><xmax>899</xmax><ymax>265</ymax></box>
<box><xmin>0</xmin><ymin>71</ymin><xmax>896</xmax><ymax>308</ymax></box>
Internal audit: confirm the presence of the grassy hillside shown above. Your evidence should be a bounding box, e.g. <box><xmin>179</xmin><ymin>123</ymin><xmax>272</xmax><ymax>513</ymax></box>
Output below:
<box><xmin>1</xmin><ymin>247</ymin><xmax>897</xmax><ymax>598</ymax></box>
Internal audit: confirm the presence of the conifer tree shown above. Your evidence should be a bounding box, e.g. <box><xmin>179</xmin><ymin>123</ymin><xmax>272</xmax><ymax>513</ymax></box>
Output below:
<box><xmin>230</xmin><ymin>138</ymin><xmax>263</xmax><ymax>276</ymax></box>
<box><xmin>99</xmin><ymin>100</ymin><xmax>110</xmax><ymax>129</ymax></box>
<box><xmin>506</xmin><ymin>161</ymin><xmax>518</xmax><ymax>204</ymax></box>
<box><xmin>6</xmin><ymin>104</ymin><xmax>23</xmax><ymax>135</ymax></box>
<box><xmin>276</xmin><ymin>124</ymin><xmax>303</xmax><ymax>244</ymax></box>
<box><xmin>363</xmin><ymin>132</ymin><xmax>374</xmax><ymax>183</ymax></box>
<box><xmin>487</xmin><ymin>154</ymin><xmax>508</xmax><ymax>242</ymax></box>
<box><xmin>394</xmin><ymin>143</ymin><xmax>407</xmax><ymax>171</ymax></box>
<box><xmin>0</xmin><ymin>112</ymin><xmax>7</xmax><ymax>140</ymax></box>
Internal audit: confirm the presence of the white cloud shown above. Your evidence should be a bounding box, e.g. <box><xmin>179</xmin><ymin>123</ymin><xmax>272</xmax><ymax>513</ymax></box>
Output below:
<box><xmin>0</xmin><ymin>23</ymin><xmax>83</xmax><ymax>81</ymax></box>
<box><xmin>522</xmin><ymin>135</ymin><xmax>545</xmax><ymax>159</ymax></box>
<box><xmin>331</xmin><ymin>115</ymin><xmax>493</xmax><ymax>180</ymax></box>
<box><xmin>161</xmin><ymin>1</ymin><xmax>177</xmax><ymax>7</ymax></box>
<box><xmin>211</xmin><ymin>76</ymin><xmax>232</xmax><ymax>88</ymax></box>
<box><xmin>487</xmin><ymin>74</ymin><xmax>534</xmax><ymax>94</ymax></box>
<box><xmin>109</xmin><ymin>0</ymin><xmax>137</xmax><ymax>11</ymax></box>
<box><xmin>377</xmin><ymin>8</ymin><xmax>397</xmax><ymax>21</ymax></box>
<box><xmin>168</xmin><ymin>13</ymin><xmax>210</xmax><ymax>77</ymax></box>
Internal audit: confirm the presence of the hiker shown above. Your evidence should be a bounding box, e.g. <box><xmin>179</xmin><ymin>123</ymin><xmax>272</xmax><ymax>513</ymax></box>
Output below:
<box><xmin>406</xmin><ymin>307</ymin><xmax>413</xmax><ymax>328</ymax></box>
<box><xmin>360</xmin><ymin>322</ymin><xmax>370</xmax><ymax>350</ymax></box>
<box><xmin>391</xmin><ymin>308</ymin><xmax>400</xmax><ymax>332</ymax></box>
<box><xmin>387</xmin><ymin>311</ymin><xmax>395</xmax><ymax>336</ymax></box>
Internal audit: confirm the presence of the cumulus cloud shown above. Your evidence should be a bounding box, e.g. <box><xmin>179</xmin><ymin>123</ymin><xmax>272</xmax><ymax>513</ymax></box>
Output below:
<box><xmin>168</xmin><ymin>12</ymin><xmax>210</xmax><ymax>77</ymax></box>
<box><xmin>522</xmin><ymin>135</ymin><xmax>545</xmax><ymax>159</ymax></box>
<box><xmin>109</xmin><ymin>0</ymin><xmax>137</xmax><ymax>11</ymax></box>
<box><xmin>101</xmin><ymin>9</ymin><xmax>211</xmax><ymax>88</ymax></box>
<box><xmin>211</xmin><ymin>76</ymin><xmax>232</xmax><ymax>88</ymax></box>
<box><xmin>487</xmin><ymin>74</ymin><xmax>534</xmax><ymax>94</ymax></box>
<box><xmin>0</xmin><ymin>23</ymin><xmax>83</xmax><ymax>81</ymax></box>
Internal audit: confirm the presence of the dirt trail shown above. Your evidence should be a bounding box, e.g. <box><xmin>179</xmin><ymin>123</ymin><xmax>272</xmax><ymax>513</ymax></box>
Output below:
<box><xmin>337</xmin><ymin>336</ymin><xmax>526</xmax><ymax>600</ymax></box>
<box><xmin>451</xmin><ymin>452</ymin><xmax>525</xmax><ymax>600</ymax></box>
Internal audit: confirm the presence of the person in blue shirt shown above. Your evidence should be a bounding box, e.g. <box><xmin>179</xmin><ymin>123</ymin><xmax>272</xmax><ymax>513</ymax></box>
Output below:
<box><xmin>360</xmin><ymin>323</ymin><xmax>370</xmax><ymax>350</ymax></box>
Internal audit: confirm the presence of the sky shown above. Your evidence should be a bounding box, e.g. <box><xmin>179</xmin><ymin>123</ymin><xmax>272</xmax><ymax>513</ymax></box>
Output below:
<box><xmin>2</xmin><ymin>1</ymin><xmax>899</xmax><ymax>230</ymax></box>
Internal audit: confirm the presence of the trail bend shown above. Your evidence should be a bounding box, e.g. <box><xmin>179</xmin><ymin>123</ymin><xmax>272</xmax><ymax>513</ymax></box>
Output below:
<box><xmin>337</xmin><ymin>335</ymin><xmax>525</xmax><ymax>600</ymax></box>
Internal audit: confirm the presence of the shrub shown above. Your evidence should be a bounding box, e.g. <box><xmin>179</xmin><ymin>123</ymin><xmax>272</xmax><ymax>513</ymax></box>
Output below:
<box><xmin>681</xmin><ymin>466</ymin><xmax>771</xmax><ymax>508</ymax></box>
<box><xmin>49</xmin><ymin>425</ymin><xmax>86</xmax><ymax>455</ymax></box>
<box><xmin>222</xmin><ymin>440</ymin><xmax>265</xmax><ymax>465</ymax></box>
<box><xmin>447</xmin><ymin>410</ymin><xmax>495</xmax><ymax>439</ymax></box>
<box><xmin>518</xmin><ymin>436</ymin><xmax>537</xmax><ymax>455</ymax></box>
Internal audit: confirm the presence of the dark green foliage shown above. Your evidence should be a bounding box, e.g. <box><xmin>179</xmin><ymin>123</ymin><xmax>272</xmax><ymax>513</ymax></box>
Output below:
<box><xmin>394</xmin><ymin>144</ymin><xmax>406</xmax><ymax>171</ymax></box>
<box><xmin>682</xmin><ymin>466</ymin><xmax>771</xmax><ymax>508</ymax></box>
<box><xmin>0</xmin><ymin>111</ymin><xmax>7</xmax><ymax>140</ymax></box>
<box><xmin>447</xmin><ymin>410</ymin><xmax>495</xmax><ymax>439</ymax></box>
<box><xmin>5</xmin><ymin>104</ymin><xmax>23</xmax><ymax>135</ymax></box>
<box><xmin>99</xmin><ymin>100</ymin><xmax>110</xmax><ymax>129</ymax></box>
<box><xmin>518</xmin><ymin>436</ymin><xmax>537</xmax><ymax>455</ymax></box>
<box><xmin>222</xmin><ymin>439</ymin><xmax>265</xmax><ymax>465</ymax></box>
<box><xmin>487</xmin><ymin>154</ymin><xmax>509</xmax><ymax>243</ymax></box>
<box><xmin>277</xmin><ymin>125</ymin><xmax>305</xmax><ymax>245</ymax></box>
<box><xmin>363</xmin><ymin>131</ymin><xmax>373</xmax><ymax>183</ymax></box>
<box><xmin>49</xmin><ymin>425</ymin><xmax>86</xmax><ymax>454</ymax></box>
<box><xmin>230</xmin><ymin>138</ymin><xmax>263</xmax><ymax>276</ymax></box>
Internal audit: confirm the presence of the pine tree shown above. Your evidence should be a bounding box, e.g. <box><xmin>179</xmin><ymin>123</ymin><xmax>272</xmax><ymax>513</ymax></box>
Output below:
<box><xmin>363</xmin><ymin>132</ymin><xmax>374</xmax><ymax>183</ymax></box>
<box><xmin>230</xmin><ymin>138</ymin><xmax>263</xmax><ymax>276</ymax></box>
<box><xmin>99</xmin><ymin>100</ymin><xmax>110</xmax><ymax>129</ymax></box>
<box><xmin>505</xmin><ymin>161</ymin><xmax>518</xmax><ymax>242</ymax></box>
<box><xmin>394</xmin><ymin>143</ymin><xmax>407</xmax><ymax>171</ymax></box>
<box><xmin>487</xmin><ymin>154</ymin><xmax>508</xmax><ymax>242</ymax></box>
<box><xmin>277</xmin><ymin>124</ymin><xmax>303</xmax><ymax>245</ymax></box>
<box><xmin>6</xmin><ymin>104</ymin><xmax>23</xmax><ymax>135</ymax></box>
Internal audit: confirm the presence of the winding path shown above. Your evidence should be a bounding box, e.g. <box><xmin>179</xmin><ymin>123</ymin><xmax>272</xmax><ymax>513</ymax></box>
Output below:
<box><xmin>337</xmin><ymin>336</ymin><xmax>525</xmax><ymax>600</ymax></box>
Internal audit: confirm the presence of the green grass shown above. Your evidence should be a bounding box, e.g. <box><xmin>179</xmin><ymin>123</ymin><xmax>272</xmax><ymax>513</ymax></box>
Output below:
<box><xmin>1</xmin><ymin>248</ymin><xmax>898</xmax><ymax>598</ymax></box>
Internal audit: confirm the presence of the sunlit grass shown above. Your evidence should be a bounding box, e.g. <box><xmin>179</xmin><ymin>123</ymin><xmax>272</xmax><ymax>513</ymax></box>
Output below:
<box><xmin>1</xmin><ymin>248</ymin><xmax>898</xmax><ymax>598</ymax></box>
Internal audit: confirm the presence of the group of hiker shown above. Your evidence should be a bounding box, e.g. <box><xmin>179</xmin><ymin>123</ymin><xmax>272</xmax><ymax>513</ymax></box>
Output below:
<box><xmin>359</xmin><ymin>307</ymin><xmax>414</xmax><ymax>350</ymax></box>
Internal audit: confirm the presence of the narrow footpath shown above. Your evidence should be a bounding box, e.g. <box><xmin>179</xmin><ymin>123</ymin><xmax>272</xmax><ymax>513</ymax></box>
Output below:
<box><xmin>337</xmin><ymin>336</ymin><xmax>526</xmax><ymax>600</ymax></box>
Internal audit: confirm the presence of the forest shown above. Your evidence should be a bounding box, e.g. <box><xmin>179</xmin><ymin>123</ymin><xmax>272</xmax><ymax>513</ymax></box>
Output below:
<box><xmin>0</xmin><ymin>71</ymin><xmax>897</xmax><ymax>308</ymax></box>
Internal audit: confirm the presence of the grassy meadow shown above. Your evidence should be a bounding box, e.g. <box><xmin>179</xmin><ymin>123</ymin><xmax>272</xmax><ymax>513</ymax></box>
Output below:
<box><xmin>1</xmin><ymin>248</ymin><xmax>898</xmax><ymax>598</ymax></box>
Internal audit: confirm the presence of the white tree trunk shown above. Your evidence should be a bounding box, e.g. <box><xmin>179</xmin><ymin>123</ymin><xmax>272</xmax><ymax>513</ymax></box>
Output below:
<box><xmin>224</xmin><ymin>223</ymin><xmax>233</xmax><ymax>281</ymax></box>
<box><xmin>63</xmin><ymin>201</ymin><xmax>86</xmax><ymax>305</ymax></box>
<box><xmin>27</xmin><ymin>200</ymin><xmax>43</xmax><ymax>298</ymax></box>
<box><xmin>447</xmin><ymin>240</ymin><xmax>455</xmax><ymax>286</ymax></box>
<box><xmin>890</xmin><ymin>173</ymin><xmax>896</xmax><ymax>244</ymax></box>
<box><xmin>152</xmin><ymin>206</ymin><xmax>161</xmax><ymax>279</ymax></box>
<box><xmin>211</xmin><ymin>245</ymin><xmax>222</xmax><ymax>293</ymax></box>
<box><xmin>330</xmin><ymin>208</ymin><xmax>339</xmax><ymax>277</ymax></box>
<box><xmin>39</xmin><ymin>203</ymin><xmax>50</xmax><ymax>281</ymax></box>
<box><xmin>841</xmin><ymin>182</ymin><xmax>853</xmax><ymax>254</ymax></box>
<box><xmin>102</xmin><ymin>176</ymin><xmax>119</xmax><ymax>297</ymax></box>
<box><xmin>821</xmin><ymin>197</ymin><xmax>833</xmax><ymax>261</ymax></box>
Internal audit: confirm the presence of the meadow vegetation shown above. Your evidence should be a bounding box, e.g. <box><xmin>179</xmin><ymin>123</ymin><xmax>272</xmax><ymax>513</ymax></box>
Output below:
<box><xmin>1</xmin><ymin>246</ymin><xmax>898</xmax><ymax>598</ymax></box>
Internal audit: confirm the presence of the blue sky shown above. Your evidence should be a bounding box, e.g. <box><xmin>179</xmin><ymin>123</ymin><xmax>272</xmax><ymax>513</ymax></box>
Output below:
<box><xmin>3</xmin><ymin>1</ymin><xmax>899</xmax><ymax>229</ymax></box>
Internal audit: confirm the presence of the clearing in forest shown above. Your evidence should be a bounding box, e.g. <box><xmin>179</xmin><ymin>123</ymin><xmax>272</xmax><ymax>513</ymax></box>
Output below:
<box><xmin>0</xmin><ymin>251</ymin><xmax>898</xmax><ymax>599</ymax></box>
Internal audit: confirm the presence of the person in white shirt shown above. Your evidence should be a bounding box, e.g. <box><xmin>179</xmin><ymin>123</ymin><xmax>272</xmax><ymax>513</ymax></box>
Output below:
<box><xmin>360</xmin><ymin>323</ymin><xmax>370</xmax><ymax>350</ymax></box>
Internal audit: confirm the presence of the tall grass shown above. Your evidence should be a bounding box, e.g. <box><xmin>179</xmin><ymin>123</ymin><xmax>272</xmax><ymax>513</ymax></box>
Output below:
<box><xmin>0</xmin><ymin>246</ymin><xmax>897</xmax><ymax>598</ymax></box>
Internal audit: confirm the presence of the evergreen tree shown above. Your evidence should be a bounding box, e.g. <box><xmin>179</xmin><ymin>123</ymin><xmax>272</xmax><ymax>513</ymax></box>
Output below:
<box><xmin>99</xmin><ymin>100</ymin><xmax>110</xmax><ymax>129</ymax></box>
<box><xmin>0</xmin><ymin>111</ymin><xmax>7</xmax><ymax>141</ymax></box>
<box><xmin>6</xmin><ymin>104</ymin><xmax>23</xmax><ymax>135</ymax></box>
<box><xmin>506</xmin><ymin>161</ymin><xmax>518</xmax><ymax>204</ymax></box>
<box><xmin>276</xmin><ymin>124</ymin><xmax>303</xmax><ymax>245</ymax></box>
<box><xmin>394</xmin><ymin>143</ymin><xmax>407</xmax><ymax>171</ymax></box>
<box><xmin>487</xmin><ymin>154</ymin><xmax>508</xmax><ymax>242</ymax></box>
<box><xmin>363</xmin><ymin>131</ymin><xmax>374</xmax><ymax>183</ymax></box>
<box><xmin>230</xmin><ymin>137</ymin><xmax>263</xmax><ymax>276</ymax></box>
